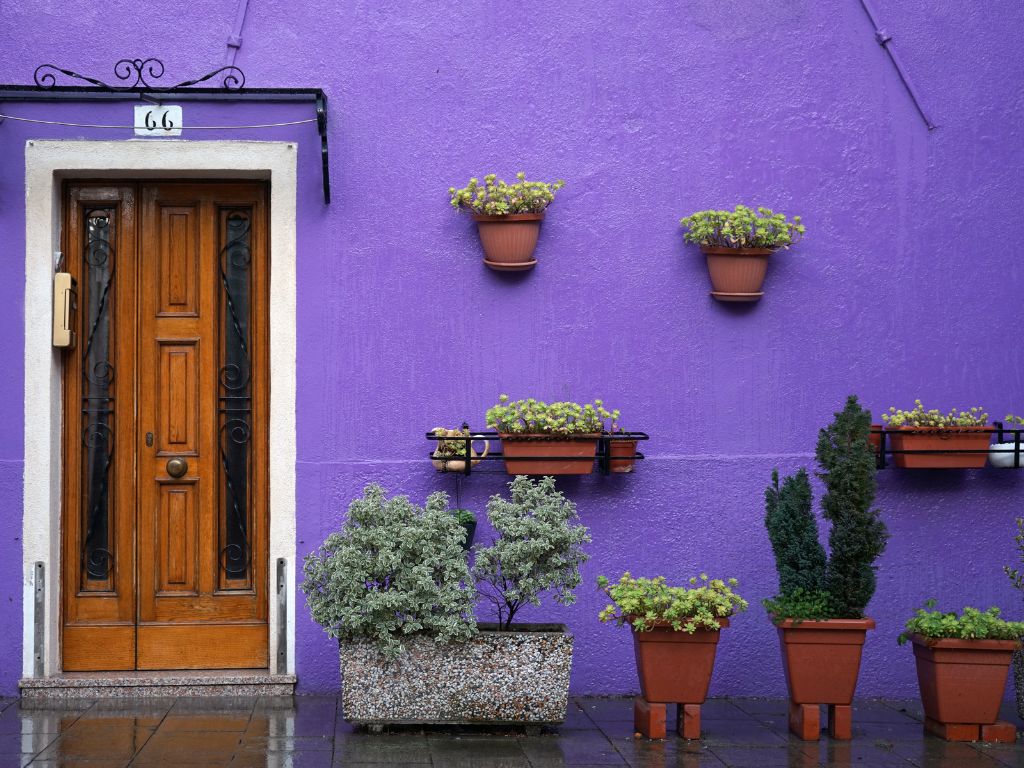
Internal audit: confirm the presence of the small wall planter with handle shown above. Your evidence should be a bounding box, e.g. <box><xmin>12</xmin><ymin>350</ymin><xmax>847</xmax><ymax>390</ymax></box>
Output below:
<box><xmin>899</xmin><ymin>604</ymin><xmax>1024</xmax><ymax>743</ymax></box>
<box><xmin>450</xmin><ymin>173</ymin><xmax>564</xmax><ymax>271</ymax></box>
<box><xmin>598</xmin><ymin>573</ymin><xmax>748</xmax><ymax>739</ymax></box>
<box><xmin>990</xmin><ymin>416</ymin><xmax>1024</xmax><ymax>467</ymax></box>
<box><xmin>680</xmin><ymin>205</ymin><xmax>805</xmax><ymax>302</ymax></box>
<box><xmin>882</xmin><ymin>401</ymin><xmax>991</xmax><ymax>469</ymax></box>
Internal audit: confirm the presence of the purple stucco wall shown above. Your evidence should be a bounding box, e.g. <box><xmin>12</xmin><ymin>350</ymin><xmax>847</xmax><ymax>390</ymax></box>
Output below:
<box><xmin>1</xmin><ymin>1</ymin><xmax>1023</xmax><ymax>699</ymax></box>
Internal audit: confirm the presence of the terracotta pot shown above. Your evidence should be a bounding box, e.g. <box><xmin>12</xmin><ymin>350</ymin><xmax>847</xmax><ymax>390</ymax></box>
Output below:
<box><xmin>868</xmin><ymin>425</ymin><xmax>883</xmax><ymax>455</ymax></box>
<box><xmin>473</xmin><ymin>213</ymin><xmax>543</xmax><ymax>271</ymax></box>
<box><xmin>701</xmin><ymin>245</ymin><xmax>772</xmax><ymax>299</ymax></box>
<box><xmin>608</xmin><ymin>439</ymin><xmax>639</xmax><ymax>473</ymax></box>
<box><xmin>776</xmin><ymin>618</ymin><xmax>874</xmax><ymax>704</ymax></box>
<box><xmin>886</xmin><ymin>427</ymin><xmax>994</xmax><ymax>469</ymax></box>
<box><xmin>632</xmin><ymin>618</ymin><xmax>729</xmax><ymax>703</ymax></box>
<box><xmin>908</xmin><ymin>634</ymin><xmax>1018</xmax><ymax>725</ymax></box>
<box><xmin>499</xmin><ymin>434</ymin><xmax>599</xmax><ymax>475</ymax></box>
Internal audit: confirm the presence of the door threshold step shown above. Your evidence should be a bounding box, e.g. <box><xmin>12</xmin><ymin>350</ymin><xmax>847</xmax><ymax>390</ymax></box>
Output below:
<box><xmin>19</xmin><ymin>670</ymin><xmax>297</xmax><ymax>700</ymax></box>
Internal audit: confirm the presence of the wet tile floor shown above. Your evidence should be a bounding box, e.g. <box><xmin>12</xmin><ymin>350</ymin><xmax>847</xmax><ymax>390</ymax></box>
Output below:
<box><xmin>2</xmin><ymin>695</ymin><xmax>1022</xmax><ymax>767</ymax></box>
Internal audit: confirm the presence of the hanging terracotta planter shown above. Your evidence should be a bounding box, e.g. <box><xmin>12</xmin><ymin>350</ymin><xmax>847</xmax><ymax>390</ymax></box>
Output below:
<box><xmin>701</xmin><ymin>246</ymin><xmax>771</xmax><ymax>300</ymax></box>
<box><xmin>473</xmin><ymin>213</ymin><xmax>543</xmax><ymax>271</ymax></box>
<box><xmin>908</xmin><ymin>633</ymin><xmax>1018</xmax><ymax>738</ymax></box>
<box><xmin>499</xmin><ymin>434</ymin><xmax>599</xmax><ymax>475</ymax></box>
<box><xmin>633</xmin><ymin>619</ymin><xmax>728</xmax><ymax>703</ymax></box>
<box><xmin>886</xmin><ymin>427</ymin><xmax>994</xmax><ymax>469</ymax></box>
<box><xmin>776</xmin><ymin>618</ymin><xmax>874</xmax><ymax>740</ymax></box>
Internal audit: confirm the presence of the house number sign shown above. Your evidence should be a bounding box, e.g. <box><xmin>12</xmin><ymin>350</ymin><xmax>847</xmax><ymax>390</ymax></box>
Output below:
<box><xmin>133</xmin><ymin>104</ymin><xmax>183</xmax><ymax>136</ymax></box>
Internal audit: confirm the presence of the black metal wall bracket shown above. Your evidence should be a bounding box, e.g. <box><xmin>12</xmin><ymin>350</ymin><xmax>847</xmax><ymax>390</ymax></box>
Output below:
<box><xmin>871</xmin><ymin>423</ymin><xmax>1023</xmax><ymax>469</ymax></box>
<box><xmin>427</xmin><ymin>427</ymin><xmax>650</xmax><ymax>477</ymax></box>
<box><xmin>0</xmin><ymin>59</ymin><xmax>331</xmax><ymax>203</ymax></box>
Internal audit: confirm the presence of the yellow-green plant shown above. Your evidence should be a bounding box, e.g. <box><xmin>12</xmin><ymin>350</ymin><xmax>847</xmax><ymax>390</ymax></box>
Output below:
<box><xmin>680</xmin><ymin>205</ymin><xmax>805</xmax><ymax>250</ymax></box>
<box><xmin>597</xmin><ymin>573</ymin><xmax>748</xmax><ymax>633</ymax></box>
<box><xmin>431</xmin><ymin>426</ymin><xmax>472</xmax><ymax>459</ymax></box>
<box><xmin>898</xmin><ymin>602</ymin><xmax>1024</xmax><ymax>644</ymax></box>
<box><xmin>1004</xmin><ymin>414</ymin><xmax>1024</xmax><ymax>426</ymax></box>
<box><xmin>882</xmin><ymin>400</ymin><xmax>989</xmax><ymax>428</ymax></box>
<box><xmin>449</xmin><ymin>173</ymin><xmax>565</xmax><ymax>216</ymax></box>
<box><xmin>486</xmin><ymin>395</ymin><xmax>613</xmax><ymax>435</ymax></box>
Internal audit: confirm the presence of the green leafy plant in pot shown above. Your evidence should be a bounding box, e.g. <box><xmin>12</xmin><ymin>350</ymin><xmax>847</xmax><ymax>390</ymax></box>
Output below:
<box><xmin>449</xmin><ymin>173</ymin><xmax>564</xmax><ymax>271</ymax></box>
<box><xmin>598</xmin><ymin>573</ymin><xmax>747</xmax><ymax>738</ymax></box>
<box><xmin>882</xmin><ymin>400</ymin><xmax>992</xmax><ymax>469</ymax></box>
<box><xmin>763</xmin><ymin>395</ymin><xmax>888</xmax><ymax>740</ymax></box>
<box><xmin>680</xmin><ymin>205</ymin><xmax>804</xmax><ymax>302</ymax></box>
<box><xmin>301</xmin><ymin>477</ymin><xmax>589</xmax><ymax>725</ymax></box>
<box><xmin>899</xmin><ymin>602</ymin><xmax>1024</xmax><ymax>742</ymax></box>
<box><xmin>1004</xmin><ymin>518</ymin><xmax>1024</xmax><ymax>721</ymax></box>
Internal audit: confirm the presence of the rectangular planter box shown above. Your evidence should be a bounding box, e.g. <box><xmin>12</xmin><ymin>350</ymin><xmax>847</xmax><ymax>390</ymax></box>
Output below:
<box><xmin>339</xmin><ymin>623</ymin><xmax>573</xmax><ymax>725</ymax></box>
<box><xmin>887</xmin><ymin>427</ymin><xmax>994</xmax><ymax>469</ymax></box>
<box><xmin>499</xmin><ymin>434</ymin><xmax>599</xmax><ymax>475</ymax></box>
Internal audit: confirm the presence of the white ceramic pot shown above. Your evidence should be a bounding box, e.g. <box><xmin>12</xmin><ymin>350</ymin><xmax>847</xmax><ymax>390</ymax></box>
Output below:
<box><xmin>990</xmin><ymin>442</ymin><xmax>1023</xmax><ymax>468</ymax></box>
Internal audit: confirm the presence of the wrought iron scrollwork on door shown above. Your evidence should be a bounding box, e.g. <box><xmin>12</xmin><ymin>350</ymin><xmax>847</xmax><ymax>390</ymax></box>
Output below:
<box><xmin>81</xmin><ymin>211</ymin><xmax>115</xmax><ymax>584</ymax></box>
<box><xmin>219</xmin><ymin>212</ymin><xmax>253</xmax><ymax>583</ymax></box>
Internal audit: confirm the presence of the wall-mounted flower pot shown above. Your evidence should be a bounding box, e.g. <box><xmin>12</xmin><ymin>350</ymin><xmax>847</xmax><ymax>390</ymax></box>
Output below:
<box><xmin>908</xmin><ymin>633</ymin><xmax>1018</xmax><ymax>730</ymax></box>
<box><xmin>701</xmin><ymin>245</ymin><xmax>771</xmax><ymax>302</ymax></box>
<box><xmin>989</xmin><ymin>442</ymin><xmax>1022</xmax><ymax>468</ymax></box>
<box><xmin>473</xmin><ymin>213</ymin><xmax>543</xmax><ymax>271</ymax></box>
<box><xmin>608</xmin><ymin>439</ymin><xmax>639</xmax><ymax>473</ymax></box>
<box><xmin>499</xmin><ymin>434</ymin><xmax>599</xmax><ymax>475</ymax></box>
<box><xmin>339</xmin><ymin>624</ymin><xmax>572</xmax><ymax>725</ymax></box>
<box><xmin>632</xmin><ymin>619</ymin><xmax>728</xmax><ymax>704</ymax></box>
<box><xmin>868</xmin><ymin>425</ymin><xmax>884</xmax><ymax>455</ymax></box>
<box><xmin>886</xmin><ymin>427</ymin><xmax>994</xmax><ymax>469</ymax></box>
<box><xmin>431</xmin><ymin>439</ymin><xmax>489</xmax><ymax>473</ymax></box>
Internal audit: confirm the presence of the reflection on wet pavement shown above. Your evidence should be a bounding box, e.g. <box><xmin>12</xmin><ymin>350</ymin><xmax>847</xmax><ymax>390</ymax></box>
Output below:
<box><xmin>4</xmin><ymin>695</ymin><xmax>1020</xmax><ymax>766</ymax></box>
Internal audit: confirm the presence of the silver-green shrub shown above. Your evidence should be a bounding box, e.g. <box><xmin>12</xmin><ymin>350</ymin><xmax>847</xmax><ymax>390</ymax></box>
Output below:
<box><xmin>473</xmin><ymin>476</ymin><xmax>591</xmax><ymax>629</ymax></box>
<box><xmin>301</xmin><ymin>484</ymin><xmax>476</xmax><ymax>658</ymax></box>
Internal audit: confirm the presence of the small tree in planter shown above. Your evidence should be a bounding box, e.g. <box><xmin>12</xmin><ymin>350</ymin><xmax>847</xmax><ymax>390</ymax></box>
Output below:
<box><xmin>1004</xmin><ymin>518</ymin><xmax>1024</xmax><ymax>720</ymax></box>
<box><xmin>881</xmin><ymin>400</ymin><xmax>991</xmax><ymax>469</ymax></box>
<box><xmin>764</xmin><ymin>395</ymin><xmax>889</xmax><ymax>741</ymax></box>
<box><xmin>449</xmin><ymin>173</ymin><xmax>565</xmax><ymax>271</ymax></box>
<box><xmin>679</xmin><ymin>205</ymin><xmax>804</xmax><ymax>301</ymax></box>
<box><xmin>597</xmin><ymin>573</ymin><xmax>748</xmax><ymax>739</ymax></box>
<box><xmin>303</xmin><ymin>477</ymin><xmax>590</xmax><ymax>727</ymax></box>
<box><xmin>899</xmin><ymin>603</ymin><xmax>1024</xmax><ymax>743</ymax></box>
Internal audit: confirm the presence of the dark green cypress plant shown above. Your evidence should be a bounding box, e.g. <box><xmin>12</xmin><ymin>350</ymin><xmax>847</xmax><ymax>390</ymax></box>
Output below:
<box><xmin>764</xmin><ymin>468</ymin><xmax>825</xmax><ymax>596</ymax></box>
<box><xmin>818</xmin><ymin>395</ymin><xmax>889</xmax><ymax>617</ymax></box>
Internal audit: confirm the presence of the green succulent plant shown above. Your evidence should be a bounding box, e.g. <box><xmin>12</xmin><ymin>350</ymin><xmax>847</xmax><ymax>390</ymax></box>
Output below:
<box><xmin>898</xmin><ymin>601</ymin><xmax>1024</xmax><ymax>644</ymax></box>
<box><xmin>882</xmin><ymin>400</ymin><xmax>989</xmax><ymax>428</ymax></box>
<box><xmin>597</xmin><ymin>573</ymin><xmax>748</xmax><ymax>633</ymax></box>
<box><xmin>680</xmin><ymin>205</ymin><xmax>805</xmax><ymax>250</ymax></box>
<box><xmin>449</xmin><ymin>173</ymin><xmax>565</xmax><ymax>216</ymax></box>
<box><xmin>486</xmin><ymin>394</ymin><xmax>615</xmax><ymax>435</ymax></box>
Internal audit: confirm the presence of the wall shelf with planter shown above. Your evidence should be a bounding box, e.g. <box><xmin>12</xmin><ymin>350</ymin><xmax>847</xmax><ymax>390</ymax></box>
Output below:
<box><xmin>871</xmin><ymin>423</ymin><xmax>1023</xmax><ymax>469</ymax></box>
<box><xmin>427</xmin><ymin>427</ymin><xmax>649</xmax><ymax>476</ymax></box>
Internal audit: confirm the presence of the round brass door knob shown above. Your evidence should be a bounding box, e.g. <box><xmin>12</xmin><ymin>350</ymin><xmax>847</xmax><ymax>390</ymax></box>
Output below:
<box><xmin>166</xmin><ymin>457</ymin><xmax>188</xmax><ymax>478</ymax></box>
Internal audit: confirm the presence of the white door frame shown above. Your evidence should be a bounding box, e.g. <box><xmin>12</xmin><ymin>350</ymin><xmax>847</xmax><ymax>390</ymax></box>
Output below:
<box><xmin>22</xmin><ymin>140</ymin><xmax>297</xmax><ymax>677</ymax></box>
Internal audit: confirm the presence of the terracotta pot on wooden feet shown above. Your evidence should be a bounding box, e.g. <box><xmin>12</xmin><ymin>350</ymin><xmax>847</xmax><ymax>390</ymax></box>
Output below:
<box><xmin>499</xmin><ymin>434</ymin><xmax>599</xmax><ymax>475</ymax></box>
<box><xmin>886</xmin><ymin>427</ymin><xmax>994</xmax><ymax>469</ymax></box>
<box><xmin>474</xmin><ymin>213</ymin><xmax>543</xmax><ymax>271</ymax></box>
<box><xmin>701</xmin><ymin>245</ymin><xmax>771</xmax><ymax>301</ymax></box>
<box><xmin>776</xmin><ymin>618</ymin><xmax>875</xmax><ymax>740</ymax></box>
<box><xmin>909</xmin><ymin>633</ymin><xmax>1019</xmax><ymax>742</ymax></box>
<box><xmin>632</xmin><ymin>619</ymin><xmax>728</xmax><ymax>704</ymax></box>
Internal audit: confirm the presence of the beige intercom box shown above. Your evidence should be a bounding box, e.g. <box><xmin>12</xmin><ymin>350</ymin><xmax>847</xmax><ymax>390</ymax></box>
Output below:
<box><xmin>53</xmin><ymin>272</ymin><xmax>77</xmax><ymax>348</ymax></box>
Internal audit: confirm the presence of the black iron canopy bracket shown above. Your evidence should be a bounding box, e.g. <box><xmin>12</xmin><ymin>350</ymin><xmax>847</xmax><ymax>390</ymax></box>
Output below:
<box><xmin>870</xmin><ymin>423</ymin><xmax>1023</xmax><ymax>469</ymax></box>
<box><xmin>426</xmin><ymin>429</ymin><xmax>650</xmax><ymax>477</ymax></box>
<box><xmin>0</xmin><ymin>59</ymin><xmax>331</xmax><ymax>203</ymax></box>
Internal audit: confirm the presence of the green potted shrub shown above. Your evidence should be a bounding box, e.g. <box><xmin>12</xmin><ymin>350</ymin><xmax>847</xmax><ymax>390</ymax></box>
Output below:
<box><xmin>679</xmin><ymin>205</ymin><xmax>804</xmax><ymax>301</ymax></box>
<box><xmin>451</xmin><ymin>507</ymin><xmax>477</xmax><ymax>551</ymax></box>
<box><xmin>486</xmin><ymin>395</ymin><xmax>613</xmax><ymax>475</ymax></box>
<box><xmin>1004</xmin><ymin>518</ymin><xmax>1024</xmax><ymax>720</ymax></box>
<box><xmin>598</xmin><ymin>573</ymin><xmax>747</xmax><ymax>738</ymax></box>
<box><xmin>302</xmin><ymin>477</ymin><xmax>589</xmax><ymax>726</ymax></box>
<box><xmin>882</xmin><ymin>400</ymin><xmax>992</xmax><ymax>469</ymax></box>
<box><xmin>764</xmin><ymin>395</ymin><xmax>888</xmax><ymax>741</ymax></box>
<box><xmin>899</xmin><ymin>602</ymin><xmax>1024</xmax><ymax>742</ymax></box>
<box><xmin>449</xmin><ymin>173</ymin><xmax>565</xmax><ymax>271</ymax></box>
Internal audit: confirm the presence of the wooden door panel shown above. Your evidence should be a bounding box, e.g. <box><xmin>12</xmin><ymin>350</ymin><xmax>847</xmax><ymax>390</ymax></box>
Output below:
<box><xmin>62</xmin><ymin>180</ymin><xmax>268</xmax><ymax>672</ymax></box>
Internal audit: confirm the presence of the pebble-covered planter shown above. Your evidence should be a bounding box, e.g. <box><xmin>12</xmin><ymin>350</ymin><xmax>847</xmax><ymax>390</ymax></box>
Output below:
<box><xmin>339</xmin><ymin>623</ymin><xmax>573</xmax><ymax>725</ymax></box>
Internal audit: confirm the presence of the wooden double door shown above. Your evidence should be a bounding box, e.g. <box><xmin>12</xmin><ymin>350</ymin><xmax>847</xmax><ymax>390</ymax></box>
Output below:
<box><xmin>61</xmin><ymin>181</ymin><xmax>269</xmax><ymax>671</ymax></box>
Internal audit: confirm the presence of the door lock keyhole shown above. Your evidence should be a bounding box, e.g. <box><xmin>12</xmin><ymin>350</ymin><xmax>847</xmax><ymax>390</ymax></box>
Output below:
<box><xmin>145</xmin><ymin>432</ymin><xmax>154</xmax><ymax>447</ymax></box>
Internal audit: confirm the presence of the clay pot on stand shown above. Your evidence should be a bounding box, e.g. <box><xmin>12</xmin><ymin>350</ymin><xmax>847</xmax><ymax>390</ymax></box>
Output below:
<box><xmin>499</xmin><ymin>434</ymin><xmax>600</xmax><ymax>475</ymax></box>
<box><xmin>908</xmin><ymin>633</ymin><xmax>1019</xmax><ymax>742</ymax></box>
<box><xmin>701</xmin><ymin>245</ymin><xmax>772</xmax><ymax>302</ymax></box>
<box><xmin>474</xmin><ymin>213</ymin><xmax>543</xmax><ymax>271</ymax></box>
<box><xmin>776</xmin><ymin>618</ymin><xmax>875</xmax><ymax>740</ymax></box>
<box><xmin>431</xmin><ymin>435</ymin><xmax>489</xmax><ymax>473</ymax></box>
<box><xmin>886</xmin><ymin>427</ymin><xmax>994</xmax><ymax>469</ymax></box>
<box><xmin>632</xmin><ymin>619</ymin><xmax>729</xmax><ymax>739</ymax></box>
<box><xmin>608</xmin><ymin>438</ymin><xmax>639</xmax><ymax>473</ymax></box>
